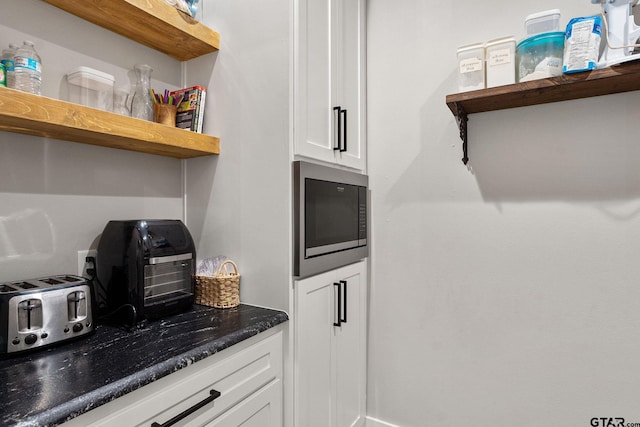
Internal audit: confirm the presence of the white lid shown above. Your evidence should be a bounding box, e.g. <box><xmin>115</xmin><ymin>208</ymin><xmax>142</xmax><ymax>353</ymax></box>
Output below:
<box><xmin>457</xmin><ymin>43</ymin><xmax>484</xmax><ymax>54</ymax></box>
<box><xmin>67</xmin><ymin>66</ymin><xmax>115</xmax><ymax>90</ymax></box>
<box><xmin>525</xmin><ymin>9</ymin><xmax>561</xmax><ymax>22</ymax></box>
<box><xmin>485</xmin><ymin>36</ymin><xmax>516</xmax><ymax>48</ymax></box>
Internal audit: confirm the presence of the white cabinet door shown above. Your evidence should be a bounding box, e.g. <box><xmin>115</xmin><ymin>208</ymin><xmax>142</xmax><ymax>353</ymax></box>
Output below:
<box><xmin>295</xmin><ymin>0</ymin><xmax>334</xmax><ymax>164</ymax></box>
<box><xmin>294</xmin><ymin>268</ymin><xmax>335</xmax><ymax>427</ymax></box>
<box><xmin>334</xmin><ymin>262</ymin><xmax>366</xmax><ymax>427</ymax></box>
<box><xmin>294</xmin><ymin>261</ymin><xmax>367</xmax><ymax>427</ymax></box>
<box><xmin>332</xmin><ymin>0</ymin><xmax>366</xmax><ymax>171</ymax></box>
<box><xmin>295</xmin><ymin>0</ymin><xmax>366</xmax><ymax>171</ymax></box>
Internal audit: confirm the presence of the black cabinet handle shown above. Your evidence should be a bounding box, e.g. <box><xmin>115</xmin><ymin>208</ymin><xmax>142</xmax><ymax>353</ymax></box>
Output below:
<box><xmin>151</xmin><ymin>389</ymin><xmax>221</xmax><ymax>427</ymax></box>
<box><xmin>340</xmin><ymin>280</ymin><xmax>347</xmax><ymax>323</ymax></box>
<box><xmin>333</xmin><ymin>106</ymin><xmax>341</xmax><ymax>151</ymax></box>
<box><xmin>340</xmin><ymin>109</ymin><xmax>347</xmax><ymax>153</ymax></box>
<box><xmin>333</xmin><ymin>106</ymin><xmax>348</xmax><ymax>152</ymax></box>
<box><xmin>333</xmin><ymin>282</ymin><xmax>342</xmax><ymax>327</ymax></box>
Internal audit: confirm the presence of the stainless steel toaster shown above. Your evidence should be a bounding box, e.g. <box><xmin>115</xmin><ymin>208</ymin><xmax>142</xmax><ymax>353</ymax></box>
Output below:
<box><xmin>0</xmin><ymin>274</ymin><xmax>94</xmax><ymax>354</ymax></box>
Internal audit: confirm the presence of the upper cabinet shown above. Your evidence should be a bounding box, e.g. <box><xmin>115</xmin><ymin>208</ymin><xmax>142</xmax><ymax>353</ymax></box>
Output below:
<box><xmin>294</xmin><ymin>0</ymin><xmax>366</xmax><ymax>171</ymax></box>
<box><xmin>42</xmin><ymin>0</ymin><xmax>220</xmax><ymax>61</ymax></box>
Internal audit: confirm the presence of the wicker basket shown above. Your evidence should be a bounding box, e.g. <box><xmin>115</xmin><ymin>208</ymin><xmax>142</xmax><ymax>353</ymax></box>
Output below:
<box><xmin>194</xmin><ymin>260</ymin><xmax>240</xmax><ymax>308</ymax></box>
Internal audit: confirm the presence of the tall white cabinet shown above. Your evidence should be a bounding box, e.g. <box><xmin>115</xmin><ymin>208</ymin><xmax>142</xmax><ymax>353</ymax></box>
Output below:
<box><xmin>293</xmin><ymin>0</ymin><xmax>368</xmax><ymax>425</ymax></box>
<box><xmin>294</xmin><ymin>261</ymin><xmax>367</xmax><ymax>427</ymax></box>
<box><xmin>294</xmin><ymin>0</ymin><xmax>367</xmax><ymax>171</ymax></box>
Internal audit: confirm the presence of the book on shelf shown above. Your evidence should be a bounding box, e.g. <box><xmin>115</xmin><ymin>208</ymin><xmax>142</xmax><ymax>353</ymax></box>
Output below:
<box><xmin>170</xmin><ymin>85</ymin><xmax>206</xmax><ymax>133</ymax></box>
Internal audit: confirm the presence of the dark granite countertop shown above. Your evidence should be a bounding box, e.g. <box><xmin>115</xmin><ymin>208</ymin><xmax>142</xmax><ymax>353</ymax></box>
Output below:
<box><xmin>0</xmin><ymin>303</ymin><xmax>288</xmax><ymax>427</ymax></box>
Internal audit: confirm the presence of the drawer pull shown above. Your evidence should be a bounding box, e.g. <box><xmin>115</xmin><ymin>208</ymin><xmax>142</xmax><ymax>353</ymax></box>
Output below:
<box><xmin>151</xmin><ymin>389</ymin><xmax>221</xmax><ymax>427</ymax></box>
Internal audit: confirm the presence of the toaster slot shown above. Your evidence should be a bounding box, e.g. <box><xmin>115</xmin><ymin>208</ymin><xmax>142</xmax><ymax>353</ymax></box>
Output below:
<box><xmin>67</xmin><ymin>291</ymin><xmax>88</xmax><ymax>321</ymax></box>
<box><xmin>13</xmin><ymin>281</ymin><xmax>37</xmax><ymax>290</ymax></box>
<box><xmin>58</xmin><ymin>275</ymin><xmax>82</xmax><ymax>283</ymax></box>
<box><xmin>0</xmin><ymin>284</ymin><xmax>16</xmax><ymax>293</ymax></box>
<box><xmin>18</xmin><ymin>299</ymin><xmax>43</xmax><ymax>331</ymax></box>
<box><xmin>40</xmin><ymin>278</ymin><xmax>63</xmax><ymax>286</ymax></box>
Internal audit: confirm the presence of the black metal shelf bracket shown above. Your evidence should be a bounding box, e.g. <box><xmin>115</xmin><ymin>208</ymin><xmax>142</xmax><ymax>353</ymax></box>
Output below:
<box><xmin>453</xmin><ymin>102</ymin><xmax>469</xmax><ymax>165</ymax></box>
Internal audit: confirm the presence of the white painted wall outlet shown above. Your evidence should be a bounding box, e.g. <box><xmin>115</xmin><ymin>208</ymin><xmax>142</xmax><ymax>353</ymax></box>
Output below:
<box><xmin>77</xmin><ymin>250</ymin><xmax>97</xmax><ymax>278</ymax></box>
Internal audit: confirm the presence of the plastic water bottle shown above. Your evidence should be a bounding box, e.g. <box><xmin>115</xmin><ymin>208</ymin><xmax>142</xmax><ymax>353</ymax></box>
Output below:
<box><xmin>1</xmin><ymin>44</ymin><xmax>18</xmax><ymax>89</ymax></box>
<box><xmin>14</xmin><ymin>41</ymin><xmax>41</xmax><ymax>95</ymax></box>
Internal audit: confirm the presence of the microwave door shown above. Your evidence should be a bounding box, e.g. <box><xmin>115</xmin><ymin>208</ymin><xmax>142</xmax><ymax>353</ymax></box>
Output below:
<box><xmin>305</xmin><ymin>179</ymin><xmax>360</xmax><ymax>258</ymax></box>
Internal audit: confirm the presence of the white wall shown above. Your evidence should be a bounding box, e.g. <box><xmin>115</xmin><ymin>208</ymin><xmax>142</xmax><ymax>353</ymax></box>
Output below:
<box><xmin>0</xmin><ymin>1</ymin><xmax>183</xmax><ymax>281</ymax></box>
<box><xmin>0</xmin><ymin>0</ymin><xmax>291</xmax><ymax>313</ymax></box>
<box><xmin>185</xmin><ymin>0</ymin><xmax>291</xmax><ymax>311</ymax></box>
<box><xmin>367</xmin><ymin>1</ymin><xmax>640</xmax><ymax>426</ymax></box>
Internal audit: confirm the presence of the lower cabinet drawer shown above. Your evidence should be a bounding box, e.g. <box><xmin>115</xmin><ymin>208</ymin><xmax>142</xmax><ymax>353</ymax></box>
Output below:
<box><xmin>193</xmin><ymin>378</ymin><xmax>282</xmax><ymax>427</ymax></box>
<box><xmin>62</xmin><ymin>329</ymin><xmax>283</xmax><ymax>427</ymax></box>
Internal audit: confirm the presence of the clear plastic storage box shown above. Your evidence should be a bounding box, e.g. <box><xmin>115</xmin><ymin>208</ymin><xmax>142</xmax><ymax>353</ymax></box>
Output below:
<box><xmin>517</xmin><ymin>32</ymin><xmax>565</xmax><ymax>82</ymax></box>
<box><xmin>525</xmin><ymin>9</ymin><xmax>561</xmax><ymax>36</ymax></box>
<box><xmin>457</xmin><ymin>43</ymin><xmax>485</xmax><ymax>92</ymax></box>
<box><xmin>485</xmin><ymin>36</ymin><xmax>516</xmax><ymax>88</ymax></box>
<box><xmin>66</xmin><ymin>66</ymin><xmax>115</xmax><ymax>112</ymax></box>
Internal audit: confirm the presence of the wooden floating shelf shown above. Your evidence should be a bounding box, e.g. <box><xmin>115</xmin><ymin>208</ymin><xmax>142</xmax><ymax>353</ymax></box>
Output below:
<box><xmin>445</xmin><ymin>60</ymin><xmax>640</xmax><ymax>164</ymax></box>
<box><xmin>446</xmin><ymin>60</ymin><xmax>640</xmax><ymax>116</ymax></box>
<box><xmin>0</xmin><ymin>87</ymin><xmax>219</xmax><ymax>159</ymax></box>
<box><xmin>43</xmin><ymin>0</ymin><xmax>220</xmax><ymax>61</ymax></box>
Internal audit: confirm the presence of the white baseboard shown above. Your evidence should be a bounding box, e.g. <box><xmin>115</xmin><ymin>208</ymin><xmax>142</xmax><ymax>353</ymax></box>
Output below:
<box><xmin>366</xmin><ymin>415</ymin><xmax>401</xmax><ymax>427</ymax></box>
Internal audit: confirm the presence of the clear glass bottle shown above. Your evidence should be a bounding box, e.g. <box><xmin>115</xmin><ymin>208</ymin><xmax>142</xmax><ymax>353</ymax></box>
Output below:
<box><xmin>185</xmin><ymin>0</ymin><xmax>200</xmax><ymax>18</ymax></box>
<box><xmin>130</xmin><ymin>64</ymin><xmax>153</xmax><ymax>121</ymax></box>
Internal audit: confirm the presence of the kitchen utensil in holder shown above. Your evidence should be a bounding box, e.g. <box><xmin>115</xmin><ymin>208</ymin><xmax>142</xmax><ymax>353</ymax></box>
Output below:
<box><xmin>195</xmin><ymin>260</ymin><xmax>240</xmax><ymax>308</ymax></box>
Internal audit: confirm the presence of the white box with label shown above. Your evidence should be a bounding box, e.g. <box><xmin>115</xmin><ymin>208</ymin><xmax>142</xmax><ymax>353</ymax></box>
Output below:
<box><xmin>485</xmin><ymin>36</ymin><xmax>516</xmax><ymax>88</ymax></box>
<box><xmin>456</xmin><ymin>43</ymin><xmax>485</xmax><ymax>92</ymax></box>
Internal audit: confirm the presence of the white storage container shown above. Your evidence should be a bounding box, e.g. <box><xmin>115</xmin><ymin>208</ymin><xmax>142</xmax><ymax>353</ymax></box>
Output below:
<box><xmin>525</xmin><ymin>9</ymin><xmax>561</xmax><ymax>36</ymax></box>
<box><xmin>485</xmin><ymin>36</ymin><xmax>516</xmax><ymax>88</ymax></box>
<box><xmin>457</xmin><ymin>43</ymin><xmax>485</xmax><ymax>92</ymax></box>
<box><xmin>66</xmin><ymin>66</ymin><xmax>115</xmax><ymax>112</ymax></box>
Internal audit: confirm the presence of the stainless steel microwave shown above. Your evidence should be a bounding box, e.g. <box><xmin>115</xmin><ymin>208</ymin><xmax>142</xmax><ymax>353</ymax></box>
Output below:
<box><xmin>293</xmin><ymin>161</ymin><xmax>369</xmax><ymax>278</ymax></box>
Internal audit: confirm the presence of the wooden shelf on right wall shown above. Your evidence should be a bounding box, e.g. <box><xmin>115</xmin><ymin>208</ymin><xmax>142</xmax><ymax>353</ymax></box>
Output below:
<box><xmin>445</xmin><ymin>61</ymin><xmax>640</xmax><ymax>164</ymax></box>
